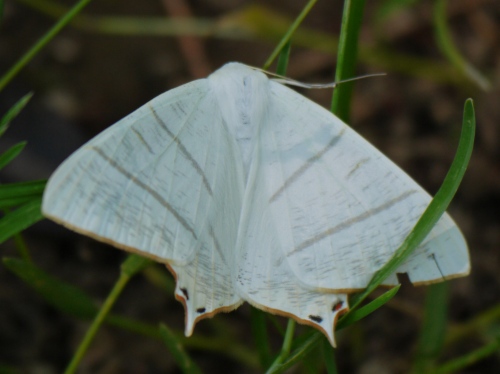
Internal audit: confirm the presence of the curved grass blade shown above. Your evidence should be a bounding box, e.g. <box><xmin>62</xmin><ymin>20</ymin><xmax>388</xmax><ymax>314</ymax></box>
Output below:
<box><xmin>349</xmin><ymin>98</ymin><xmax>475</xmax><ymax>310</ymax></box>
<box><xmin>0</xmin><ymin>197</ymin><xmax>43</xmax><ymax>244</ymax></box>
<box><xmin>431</xmin><ymin>338</ymin><xmax>500</xmax><ymax>374</ymax></box>
<box><xmin>270</xmin><ymin>98</ymin><xmax>475</xmax><ymax>369</ymax></box>
<box><xmin>2</xmin><ymin>257</ymin><xmax>98</xmax><ymax>318</ymax></box>
<box><xmin>0</xmin><ymin>0</ymin><xmax>93</xmax><ymax>92</ymax></box>
<box><xmin>337</xmin><ymin>285</ymin><xmax>400</xmax><ymax>330</ymax></box>
<box><xmin>262</xmin><ymin>0</ymin><xmax>317</xmax><ymax>70</ymax></box>
<box><xmin>266</xmin><ymin>332</ymin><xmax>322</xmax><ymax>374</ymax></box>
<box><xmin>64</xmin><ymin>255</ymin><xmax>140</xmax><ymax>374</ymax></box>
<box><xmin>0</xmin><ymin>93</ymin><xmax>33</xmax><ymax>136</ymax></box>
<box><xmin>0</xmin><ymin>142</ymin><xmax>27</xmax><ymax>171</ymax></box>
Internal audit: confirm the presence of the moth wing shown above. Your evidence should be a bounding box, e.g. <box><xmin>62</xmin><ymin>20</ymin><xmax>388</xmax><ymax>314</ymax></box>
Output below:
<box><xmin>42</xmin><ymin>80</ymin><xmax>245</xmax><ymax>330</ymax></box>
<box><xmin>239</xmin><ymin>81</ymin><xmax>469</xmax><ymax>293</ymax></box>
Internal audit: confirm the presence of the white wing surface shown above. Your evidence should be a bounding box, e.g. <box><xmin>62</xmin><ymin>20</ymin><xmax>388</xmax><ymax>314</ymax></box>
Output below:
<box><xmin>238</xmin><ymin>78</ymin><xmax>469</xmax><ymax>293</ymax></box>
<box><xmin>42</xmin><ymin>79</ymin><xmax>245</xmax><ymax>327</ymax></box>
<box><xmin>43</xmin><ymin>62</ymin><xmax>470</xmax><ymax>346</ymax></box>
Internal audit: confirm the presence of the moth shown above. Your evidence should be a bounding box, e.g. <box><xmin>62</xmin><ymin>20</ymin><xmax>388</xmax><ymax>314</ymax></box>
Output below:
<box><xmin>42</xmin><ymin>62</ymin><xmax>470</xmax><ymax>346</ymax></box>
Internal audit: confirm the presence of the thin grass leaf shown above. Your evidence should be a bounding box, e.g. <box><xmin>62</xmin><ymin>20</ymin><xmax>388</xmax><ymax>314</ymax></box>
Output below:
<box><xmin>0</xmin><ymin>142</ymin><xmax>27</xmax><ymax>170</ymax></box>
<box><xmin>412</xmin><ymin>282</ymin><xmax>449</xmax><ymax>373</ymax></box>
<box><xmin>64</xmin><ymin>257</ymin><xmax>136</xmax><ymax>374</ymax></box>
<box><xmin>0</xmin><ymin>93</ymin><xmax>33</xmax><ymax>136</ymax></box>
<box><xmin>434</xmin><ymin>0</ymin><xmax>490</xmax><ymax>90</ymax></box>
<box><xmin>336</xmin><ymin>285</ymin><xmax>401</xmax><ymax>330</ymax></box>
<box><xmin>0</xmin><ymin>197</ymin><xmax>43</xmax><ymax>244</ymax></box>
<box><xmin>3</xmin><ymin>258</ymin><xmax>173</xmax><ymax>342</ymax></box>
<box><xmin>0</xmin><ymin>196</ymin><xmax>39</xmax><ymax>209</ymax></box>
<box><xmin>120</xmin><ymin>253</ymin><xmax>153</xmax><ymax>276</ymax></box>
<box><xmin>349</xmin><ymin>98</ymin><xmax>475</xmax><ymax>310</ymax></box>
<box><xmin>0</xmin><ymin>180</ymin><xmax>46</xmax><ymax>200</ymax></box>
<box><xmin>159</xmin><ymin>324</ymin><xmax>202</xmax><ymax>374</ymax></box>
<box><xmin>251</xmin><ymin>307</ymin><xmax>272</xmax><ymax>368</ymax></box>
<box><xmin>330</xmin><ymin>0</ymin><xmax>366</xmax><ymax>122</ymax></box>
<box><xmin>322</xmin><ymin>338</ymin><xmax>338</xmax><ymax>374</ymax></box>
<box><xmin>445</xmin><ymin>304</ymin><xmax>500</xmax><ymax>346</ymax></box>
<box><xmin>262</xmin><ymin>0</ymin><xmax>317</xmax><ymax>70</ymax></box>
<box><xmin>266</xmin><ymin>332</ymin><xmax>323</xmax><ymax>374</ymax></box>
<box><xmin>431</xmin><ymin>338</ymin><xmax>500</xmax><ymax>374</ymax></box>
<box><xmin>2</xmin><ymin>257</ymin><xmax>98</xmax><ymax>318</ymax></box>
<box><xmin>275</xmin><ymin>42</ymin><xmax>291</xmax><ymax>75</ymax></box>
<box><xmin>0</xmin><ymin>180</ymin><xmax>47</xmax><ymax>209</ymax></box>
<box><xmin>0</xmin><ymin>0</ymin><xmax>93</xmax><ymax>92</ymax></box>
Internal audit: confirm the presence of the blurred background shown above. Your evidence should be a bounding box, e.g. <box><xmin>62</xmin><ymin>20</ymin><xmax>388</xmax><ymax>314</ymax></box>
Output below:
<box><xmin>0</xmin><ymin>0</ymin><xmax>499</xmax><ymax>372</ymax></box>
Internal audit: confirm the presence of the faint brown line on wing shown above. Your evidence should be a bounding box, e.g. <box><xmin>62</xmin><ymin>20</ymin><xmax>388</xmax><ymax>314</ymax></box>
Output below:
<box><xmin>148</xmin><ymin>103</ymin><xmax>213</xmax><ymax>196</ymax></box>
<box><xmin>208</xmin><ymin>225</ymin><xmax>228</xmax><ymax>267</ymax></box>
<box><xmin>287</xmin><ymin>190</ymin><xmax>418</xmax><ymax>259</ymax></box>
<box><xmin>131</xmin><ymin>127</ymin><xmax>154</xmax><ymax>154</ymax></box>
<box><xmin>90</xmin><ymin>146</ymin><xmax>197</xmax><ymax>240</ymax></box>
<box><xmin>269</xmin><ymin>127</ymin><xmax>346</xmax><ymax>203</ymax></box>
<box><xmin>346</xmin><ymin>157</ymin><xmax>370</xmax><ymax>179</ymax></box>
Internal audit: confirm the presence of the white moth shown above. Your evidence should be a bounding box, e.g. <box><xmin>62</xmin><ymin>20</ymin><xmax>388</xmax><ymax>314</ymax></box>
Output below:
<box><xmin>42</xmin><ymin>62</ymin><xmax>470</xmax><ymax>346</ymax></box>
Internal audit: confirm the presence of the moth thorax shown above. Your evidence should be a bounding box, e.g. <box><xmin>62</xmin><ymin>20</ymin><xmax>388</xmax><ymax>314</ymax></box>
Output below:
<box><xmin>209</xmin><ymin>63</ymin><xmax>270</xmax><ymax>176</ymax></box>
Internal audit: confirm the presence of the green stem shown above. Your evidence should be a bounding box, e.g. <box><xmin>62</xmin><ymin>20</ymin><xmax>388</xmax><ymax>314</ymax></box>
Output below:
<box><xmin>13</xmin><ymin>233</ymin><xmax>32</xmax><ymax>263</ymax></box>
<box><xmin>0</xmin><ymin>0</ymin><xmax>93</xmax><ymax>92</ymax></box>
<box><xmin>266</xmin><ymin>319</ymin><xmax>296</xmax><ymax>373</ymax></box>
<box><xmin>330</xmin><ymin>0</ymin><xmax>366</xmax><ymax>121</ymax></box>
<box><xmin>431</xmin><ymin>338</ymin><xmax>500</xmax><ymax>374</ymax></box>
<box><xmin>262</xmin><ymin>0</ymin><xmax>317</xmax><ymax>70</ymax></box>
<box><xmin>64</xmin><ymin>271</ymin><xmax>130</xmax><ymax>374</ymax></box>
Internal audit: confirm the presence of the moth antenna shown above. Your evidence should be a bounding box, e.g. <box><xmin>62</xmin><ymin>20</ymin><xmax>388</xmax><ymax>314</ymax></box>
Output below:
<box><xmin>251</xmin><ymin>65</ymin><xmax>386</xmax><ymax>89</ymax></box>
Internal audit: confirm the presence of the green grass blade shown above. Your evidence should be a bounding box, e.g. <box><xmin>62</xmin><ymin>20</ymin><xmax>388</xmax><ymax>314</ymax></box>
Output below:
<box><xmin>330</xmin><ymin>0</ymin><xmax>366</xmax><ymax>122</ymax></box>
<box><xmin>0</xmin><ymin>180</ymin><xmax>46</xmax><ymax>200</ymax></box>
<box><xmin>266</xmin><ymin>333</ymin><xmax>323</xmax><ymax>374</ymax></box>
<box><xmin>0</xmin><ymin>93</ymin><xmax>33</xmax><ymax>136</ymax></box>
<box><xmin>445</xmin><ymin>304</ymin><xmax>500</xmax><ymax>345</ymax></box>
<box><xmin>262</xmin><ymin>0</ymin><xmax>317</xmax><ymax>70</ymax></box>
<box><xmin>0</xmin><ymin>142</ymin><xmax>27</xmax><ymax>170</ymax></box>
<box><xmin>159</xmin><ymin>324</ymin><xmax>202</xmax><ymax>374</ymax></box>
<box><xmin>431</xmin><ymin>338</ymin><xmax>500</xmax><ymax>374</ymax></box>
<box><xmin>120</xmin><ymin>253</ymin><xmax>153</xmax><ymax>276</ymax></box>
<box><xmin>3</xmin><ymin>258</ymin><xmax>169</xmax><ymax>341</ymax></box>
<box><xmin>275</xmin><ymin>41</ymin><xmax>291</xmax><ymax>75</ymax></box>
<box><xmin>2</xmin><ymin>257</ymin><xmax>98</xmax><ymax>318</ymax></box>
<box><xmin>64</xmin><ymin>258</ymin><xmax>136</xmax><ymax>374</ymax></box>
<box><xmin>0</xmin><ymin>197</ymin><xmax>43</xmax><ymax>244</ymax></box>
<box><xmin>337</xmin><ymin>285</ymin><xmax>400</xmax><ymax>330</ymax></box>
<box><xmin>251</xmin><ymin>308</ymin><xmax>272</xmax><ymax>368</ymax></box>
<box><xmin>434</xmin><ymin>0</ymin><xmax>490</xmax><ymax>90</ymax></box>
<box><xmin>0</xmin><ymin>0</ymin><xmax>93</xmax><ymax>92</ymax></box>
<box><xmin>349</xmin><ymin>98</ymin><xmax>475</xmax><ymax>309</ymax></box>
<box><xmin>322</xmin><ymin>338</ymin><xmax>338</xmax><ymax>374</ymax></box>
<box><xmin>0</xmin><ymin>196</ymin><xmax>40</xmax><ymax>209</ymax></box>
<box><xmin>412</xmin><ymin>282</ymin><xmax>449</xmax><ymax>373</ymax></box>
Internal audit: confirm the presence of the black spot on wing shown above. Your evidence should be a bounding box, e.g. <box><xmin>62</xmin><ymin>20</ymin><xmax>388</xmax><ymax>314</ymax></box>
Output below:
<box><xmin>180</xmin><ymin>287</ymin><xmax>189</xmax><ymax>300</ymax></box>
<box><xmin>309</xmin><ymin>315</ymin><xmax>323</xmax><ymax>323</ymax></box>
<box><xmin>196</xmin><ymin>307</ymin><xmax>206</xmax><ymax>313</ymax></box>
